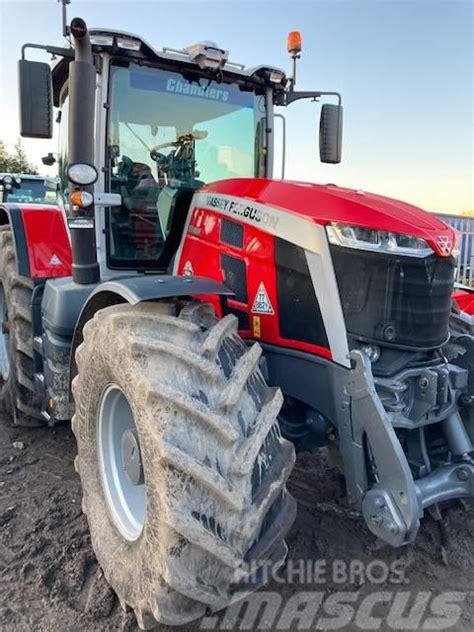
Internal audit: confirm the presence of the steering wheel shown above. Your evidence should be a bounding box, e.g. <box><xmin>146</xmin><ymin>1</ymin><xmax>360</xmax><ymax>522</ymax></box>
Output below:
<box><xmin>150</xmin><ymin>148</ymin><xmax>169</xmax><ymax>167</ymax></box>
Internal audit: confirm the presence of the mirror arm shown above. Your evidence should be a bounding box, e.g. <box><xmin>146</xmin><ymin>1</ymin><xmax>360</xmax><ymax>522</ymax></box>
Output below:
<box><xmin>21</xmin><ymin>43</ymin><xmax>74</xmax><ymax>60</ymax></box>
<box><xmin>285</xmin><ymin>90</ymin><xmax>341</xmax><ymax>106</ymax></box>
<box><xmin>94</xmin><ymin>193</ymin><xmax>122</xmax><ymax>208</ymax></box>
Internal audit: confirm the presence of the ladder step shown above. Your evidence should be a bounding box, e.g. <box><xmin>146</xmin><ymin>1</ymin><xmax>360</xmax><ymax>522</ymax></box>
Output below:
<box><xmin>33</xmin><ymin>336</ymin><xmax>43</xmax><ymax>354</ymax></box>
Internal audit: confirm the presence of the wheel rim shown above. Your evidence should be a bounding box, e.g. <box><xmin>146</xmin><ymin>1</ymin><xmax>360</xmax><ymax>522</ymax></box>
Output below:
<box><xmin>97</xmin><ymin>384</ymin><xmax>146</xmax><ymax>541</ymax></box>
<box><xmin>0</xmin><ymin>285</ymin><xmax>10</xmax><ymax>381</ymax></box>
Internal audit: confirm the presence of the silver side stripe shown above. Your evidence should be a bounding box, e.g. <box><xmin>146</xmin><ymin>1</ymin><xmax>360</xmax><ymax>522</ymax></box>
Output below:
<box><xmin>305</xmin><ymin>250</ymin><xmax>350</xmax><ymax>367</ymax></box>
<box><xmin>174</xmin><ymin>191</ymin><xmax>350</xmax><ymax>367</ymax></box>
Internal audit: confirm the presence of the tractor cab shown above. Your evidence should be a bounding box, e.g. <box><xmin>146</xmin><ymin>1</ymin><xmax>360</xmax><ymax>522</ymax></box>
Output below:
<box><xmin>100</xmin><ymin>49</ymin><xmax>268</xmax><ymax>270</ymax></box>
<box><xmin>46</xmin><ymin>29</ymin><xmax>288</xmax><ymax>276</ymax></box>
<box><xmin>0</xmin><ymin>173</ymin><xmax>57</xmax><ymax>205</ymax></box>
<box><xmin>19</xmin><ymin>20</ymin><xmax>342</xmax><ymax>282</ymax></box>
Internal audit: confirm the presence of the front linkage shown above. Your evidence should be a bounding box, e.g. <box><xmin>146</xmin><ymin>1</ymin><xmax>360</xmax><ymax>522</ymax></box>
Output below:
<box><xmin>339</xmin><ymin>318</ymin><xmax>474</xmax><ymax>547</ymax></box>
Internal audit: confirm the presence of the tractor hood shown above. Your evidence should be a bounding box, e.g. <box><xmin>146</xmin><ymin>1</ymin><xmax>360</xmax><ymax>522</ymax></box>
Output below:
<box><xmin>200</xmin><ymin>179</ymin><xmax>456</xmax><ymax>258</ymax></box>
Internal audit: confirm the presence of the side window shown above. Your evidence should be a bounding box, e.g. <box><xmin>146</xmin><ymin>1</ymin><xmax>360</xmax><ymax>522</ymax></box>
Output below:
<box><xmin>255</xmin><ymin>119</ymin><xmax>266</xmax><ymax>177</ymax></box>
<box><xmin>108</xmin><ymin>120</ymin><xmax>166</xmax><ymax>265</ymax></box>
<box><xmin>58</xmin><ymin>89</ymin><xmax>69</xmax><ymax>207</ymax></box>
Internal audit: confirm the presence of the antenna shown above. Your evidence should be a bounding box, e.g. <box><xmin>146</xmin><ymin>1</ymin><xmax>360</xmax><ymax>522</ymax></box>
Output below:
<box><xmin>58</xmin><ymin>0</ymin><xmax>71</xmax><ymax>38</ymax></box>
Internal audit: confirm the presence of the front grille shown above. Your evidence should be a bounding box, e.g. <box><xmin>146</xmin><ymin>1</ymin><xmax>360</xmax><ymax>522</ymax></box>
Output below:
<box><xmin>275</xmin><ymin>238</ymin><xmax>329</xmax><ymax>347</ymax></box>
<box><xmin>330</xmin><ymin>246</ymin><xmax>455</xmax><ymax>348</ymax></box>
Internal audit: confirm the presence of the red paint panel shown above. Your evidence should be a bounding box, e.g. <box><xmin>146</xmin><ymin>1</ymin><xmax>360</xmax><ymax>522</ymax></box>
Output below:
<box><xmin>177</xmin><ymin>207</ymin><xmax>332</xmax><ymax>359</ymax></box>
<box><xmin>453</xmin><ymin>290</ymin><xmax>474</xmax><ymax>315</ymax></box>
<box><xmin>19</xmin><ymin>205</ymin><xmax>72</xmax><ymax>278</ymax></box>
<box><xmin>200</xmin><ymin>179</ymin><xmax>457</xmax><ymax>258</ymax></box>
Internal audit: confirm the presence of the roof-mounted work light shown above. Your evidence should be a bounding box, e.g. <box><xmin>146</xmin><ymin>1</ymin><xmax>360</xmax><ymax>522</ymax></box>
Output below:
<box><xmin>67</xmin><ymin>162</ymin><xmax>98</xmax><ymax>186</ymax></box>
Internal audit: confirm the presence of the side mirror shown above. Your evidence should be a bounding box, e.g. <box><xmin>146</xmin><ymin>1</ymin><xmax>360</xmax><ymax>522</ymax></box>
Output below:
<box><xmin>319</xmin><ymin>103</ymin><xmax>343</xmax><ymax>164</ymax></box>
<box><xmin>18</xmin><ymin>60</ymin><xmax>53</xmax><ymax>139</ymax></box>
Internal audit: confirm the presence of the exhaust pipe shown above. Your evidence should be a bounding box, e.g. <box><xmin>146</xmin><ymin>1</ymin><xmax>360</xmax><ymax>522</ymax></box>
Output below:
<box><xmin>68</xmin><ymin>17</ymin><xmax>100</xmax><ymax>285</ymax></box>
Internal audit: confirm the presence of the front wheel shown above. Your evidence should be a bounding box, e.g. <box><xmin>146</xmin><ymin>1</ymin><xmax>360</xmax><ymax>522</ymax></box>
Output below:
<box><xmin>71</xmin><ymin>301</ymin><xmax>296</xmax><ymax>628</ymax></box>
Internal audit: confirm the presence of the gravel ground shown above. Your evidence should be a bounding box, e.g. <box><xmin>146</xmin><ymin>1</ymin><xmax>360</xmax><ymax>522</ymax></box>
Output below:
<box><xmin>0</xmin><ymin>418</ymin><xmax>473</xmax><ymax>631</ymax></box>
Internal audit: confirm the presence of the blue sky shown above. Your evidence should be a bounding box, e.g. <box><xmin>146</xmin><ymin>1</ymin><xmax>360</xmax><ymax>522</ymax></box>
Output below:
<box><xmin>0</xmin><ymin>0</ymin><xmax>472</xmax><ymax>213</ymax></box>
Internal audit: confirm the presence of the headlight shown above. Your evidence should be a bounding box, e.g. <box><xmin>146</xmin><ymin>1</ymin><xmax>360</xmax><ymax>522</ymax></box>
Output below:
<box><xmin>326</xmin><ymin>223</ymin><xmax>434</xmax><ymax>258</ymax></box>
<box><xmin>90</xmin><ymin>34</ymin><xmax>114</xmax><ymax>47</ymax></box>
<box><xmin>269</xmin><ymin>70</ymin><xmax>285</xmax><ymax>83</ymax></box>
<box><xmin>2</xmin><ymin>175</ymin><xmax>13</xmax><ymax>185</ymax></box>
<box><xmin>116</xmin><ymin>36</ymin><xmax>141</xmax><ymax>51</ymax></box>
<box><xmin>67</xmin><ymin>163</ymin><xmax>98</xmax><ymax>186</ymax></box>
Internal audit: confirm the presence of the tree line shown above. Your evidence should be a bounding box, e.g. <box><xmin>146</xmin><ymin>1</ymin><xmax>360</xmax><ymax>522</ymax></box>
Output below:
<box><xmin>0</xmin><ymin>140</ymin><xmax>38</xmax><ymax>175</ymax></box>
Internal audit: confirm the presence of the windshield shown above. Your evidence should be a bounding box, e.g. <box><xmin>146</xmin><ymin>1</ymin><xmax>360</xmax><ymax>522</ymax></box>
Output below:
<box><xmin>5</xmin><ymin>179</ymin><xmax>56</xmax><ymax>205</ymax></box>
<box><xmin>107</xmin><ymin>62</ymin><xmax>266</xmax><ymax>269</ymax></box>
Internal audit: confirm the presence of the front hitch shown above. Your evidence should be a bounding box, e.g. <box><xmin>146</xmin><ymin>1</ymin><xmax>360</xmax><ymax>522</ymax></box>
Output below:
<box><xmin>345</xmin><ymin>351</ymin><xmax>422</xmax><ymax>546</ymax></box>
<box><xmin>344</xmin><ymin>350</ymin><xmax>474</xmax><ymax>547</ymax></box>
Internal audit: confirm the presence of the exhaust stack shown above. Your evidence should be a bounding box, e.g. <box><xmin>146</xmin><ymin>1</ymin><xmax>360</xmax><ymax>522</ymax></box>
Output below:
<box><xmin>67</xmin><ymin>17</ymin><xmax>100</xmax><ymax>285</ymax></box>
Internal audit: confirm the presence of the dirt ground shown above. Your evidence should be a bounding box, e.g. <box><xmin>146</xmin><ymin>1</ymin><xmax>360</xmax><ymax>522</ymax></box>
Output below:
<box><xmin>0</xmin><ymin>417</ymin><xmax>473</xmax><ymax>631</ymax></box>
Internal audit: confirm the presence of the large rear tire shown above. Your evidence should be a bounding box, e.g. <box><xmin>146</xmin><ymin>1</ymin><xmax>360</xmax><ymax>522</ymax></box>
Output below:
<box><xmin>72</xmin><ymin>301</ymin><xmax>296</xmax><ymax>628</ymax></box>
<box><xmin>0</xmin><ymin>226</ymin><xmax>42</xmax><ymax>426</ymax></box>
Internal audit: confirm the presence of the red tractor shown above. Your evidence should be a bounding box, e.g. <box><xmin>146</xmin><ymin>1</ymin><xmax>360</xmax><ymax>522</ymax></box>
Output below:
<box><xmin>1</xmin><ymin>5</ymin><xmax>472</xmax><ymax>628</ymax></box>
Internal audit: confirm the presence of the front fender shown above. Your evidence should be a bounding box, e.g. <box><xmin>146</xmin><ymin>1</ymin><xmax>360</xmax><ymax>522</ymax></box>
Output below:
<box><xmin>90</xmin><ymin>275</ymin><xmax>233</xmax><ymax>306</ymax></box>
<box><xmin>67</xmin><ymin>274</ymin><xmax>233</xmax><ymax>389</ymax></box>
<box><xmin>0</xmin><ymin>203</ymin><xmax>71</xmax><ymax>279</ymax></box>
<box><xmin>453</xmin><ymin>289</ymin><xmax>474</xmax><ymax>316</ymax></box>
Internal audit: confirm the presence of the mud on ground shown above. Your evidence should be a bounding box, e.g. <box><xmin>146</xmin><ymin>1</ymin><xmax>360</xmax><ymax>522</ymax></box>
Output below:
<box><xmin>0</xmin><ymin>418</ymin><xmax>473</xmax><ymax>631</ymax></box>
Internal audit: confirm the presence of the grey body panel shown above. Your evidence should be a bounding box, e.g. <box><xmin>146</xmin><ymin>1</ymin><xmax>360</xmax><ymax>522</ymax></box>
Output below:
<box><xmin>260</xmin><ymin>342</ymin><xmax>349</xmax><ymax>424</ymax></box>
<box><xmin>42</xmin><ymin>278</ymin><xmax>97</xmax><ymax>337</ymax></box>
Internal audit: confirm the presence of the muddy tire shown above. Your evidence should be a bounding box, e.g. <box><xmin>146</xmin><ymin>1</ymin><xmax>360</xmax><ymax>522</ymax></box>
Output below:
<box><xmin>0</xmin><ymin>226</ymin><xmax>42</xmax><ymax>426</ymax></box>
<box><xmin>71</xmin><ymin>301</ymin><xmax>296</xmax><ymax>628</ymax></box>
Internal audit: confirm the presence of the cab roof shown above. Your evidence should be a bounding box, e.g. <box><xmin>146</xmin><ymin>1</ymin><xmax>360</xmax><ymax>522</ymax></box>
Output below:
<box><xmin>52</xmin><ymin>27</ymin><xmax>286</xmax><ymax>106</ymax></box>
<box><xmin>89</xmin><ymin>27</ymin><xmax>286</xmax><ymax>81</ymax></box>
<box><xmin>0</xmin><ymin>173</ymin><xmax>45</xmax><ymax>181</ymax></box>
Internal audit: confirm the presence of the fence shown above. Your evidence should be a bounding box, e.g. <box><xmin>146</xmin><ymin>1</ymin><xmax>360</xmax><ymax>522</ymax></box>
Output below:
<box><xmin>436</xmin><ymin>214</ymin><xmax>474</xmax><ymax>287</ymax></box>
